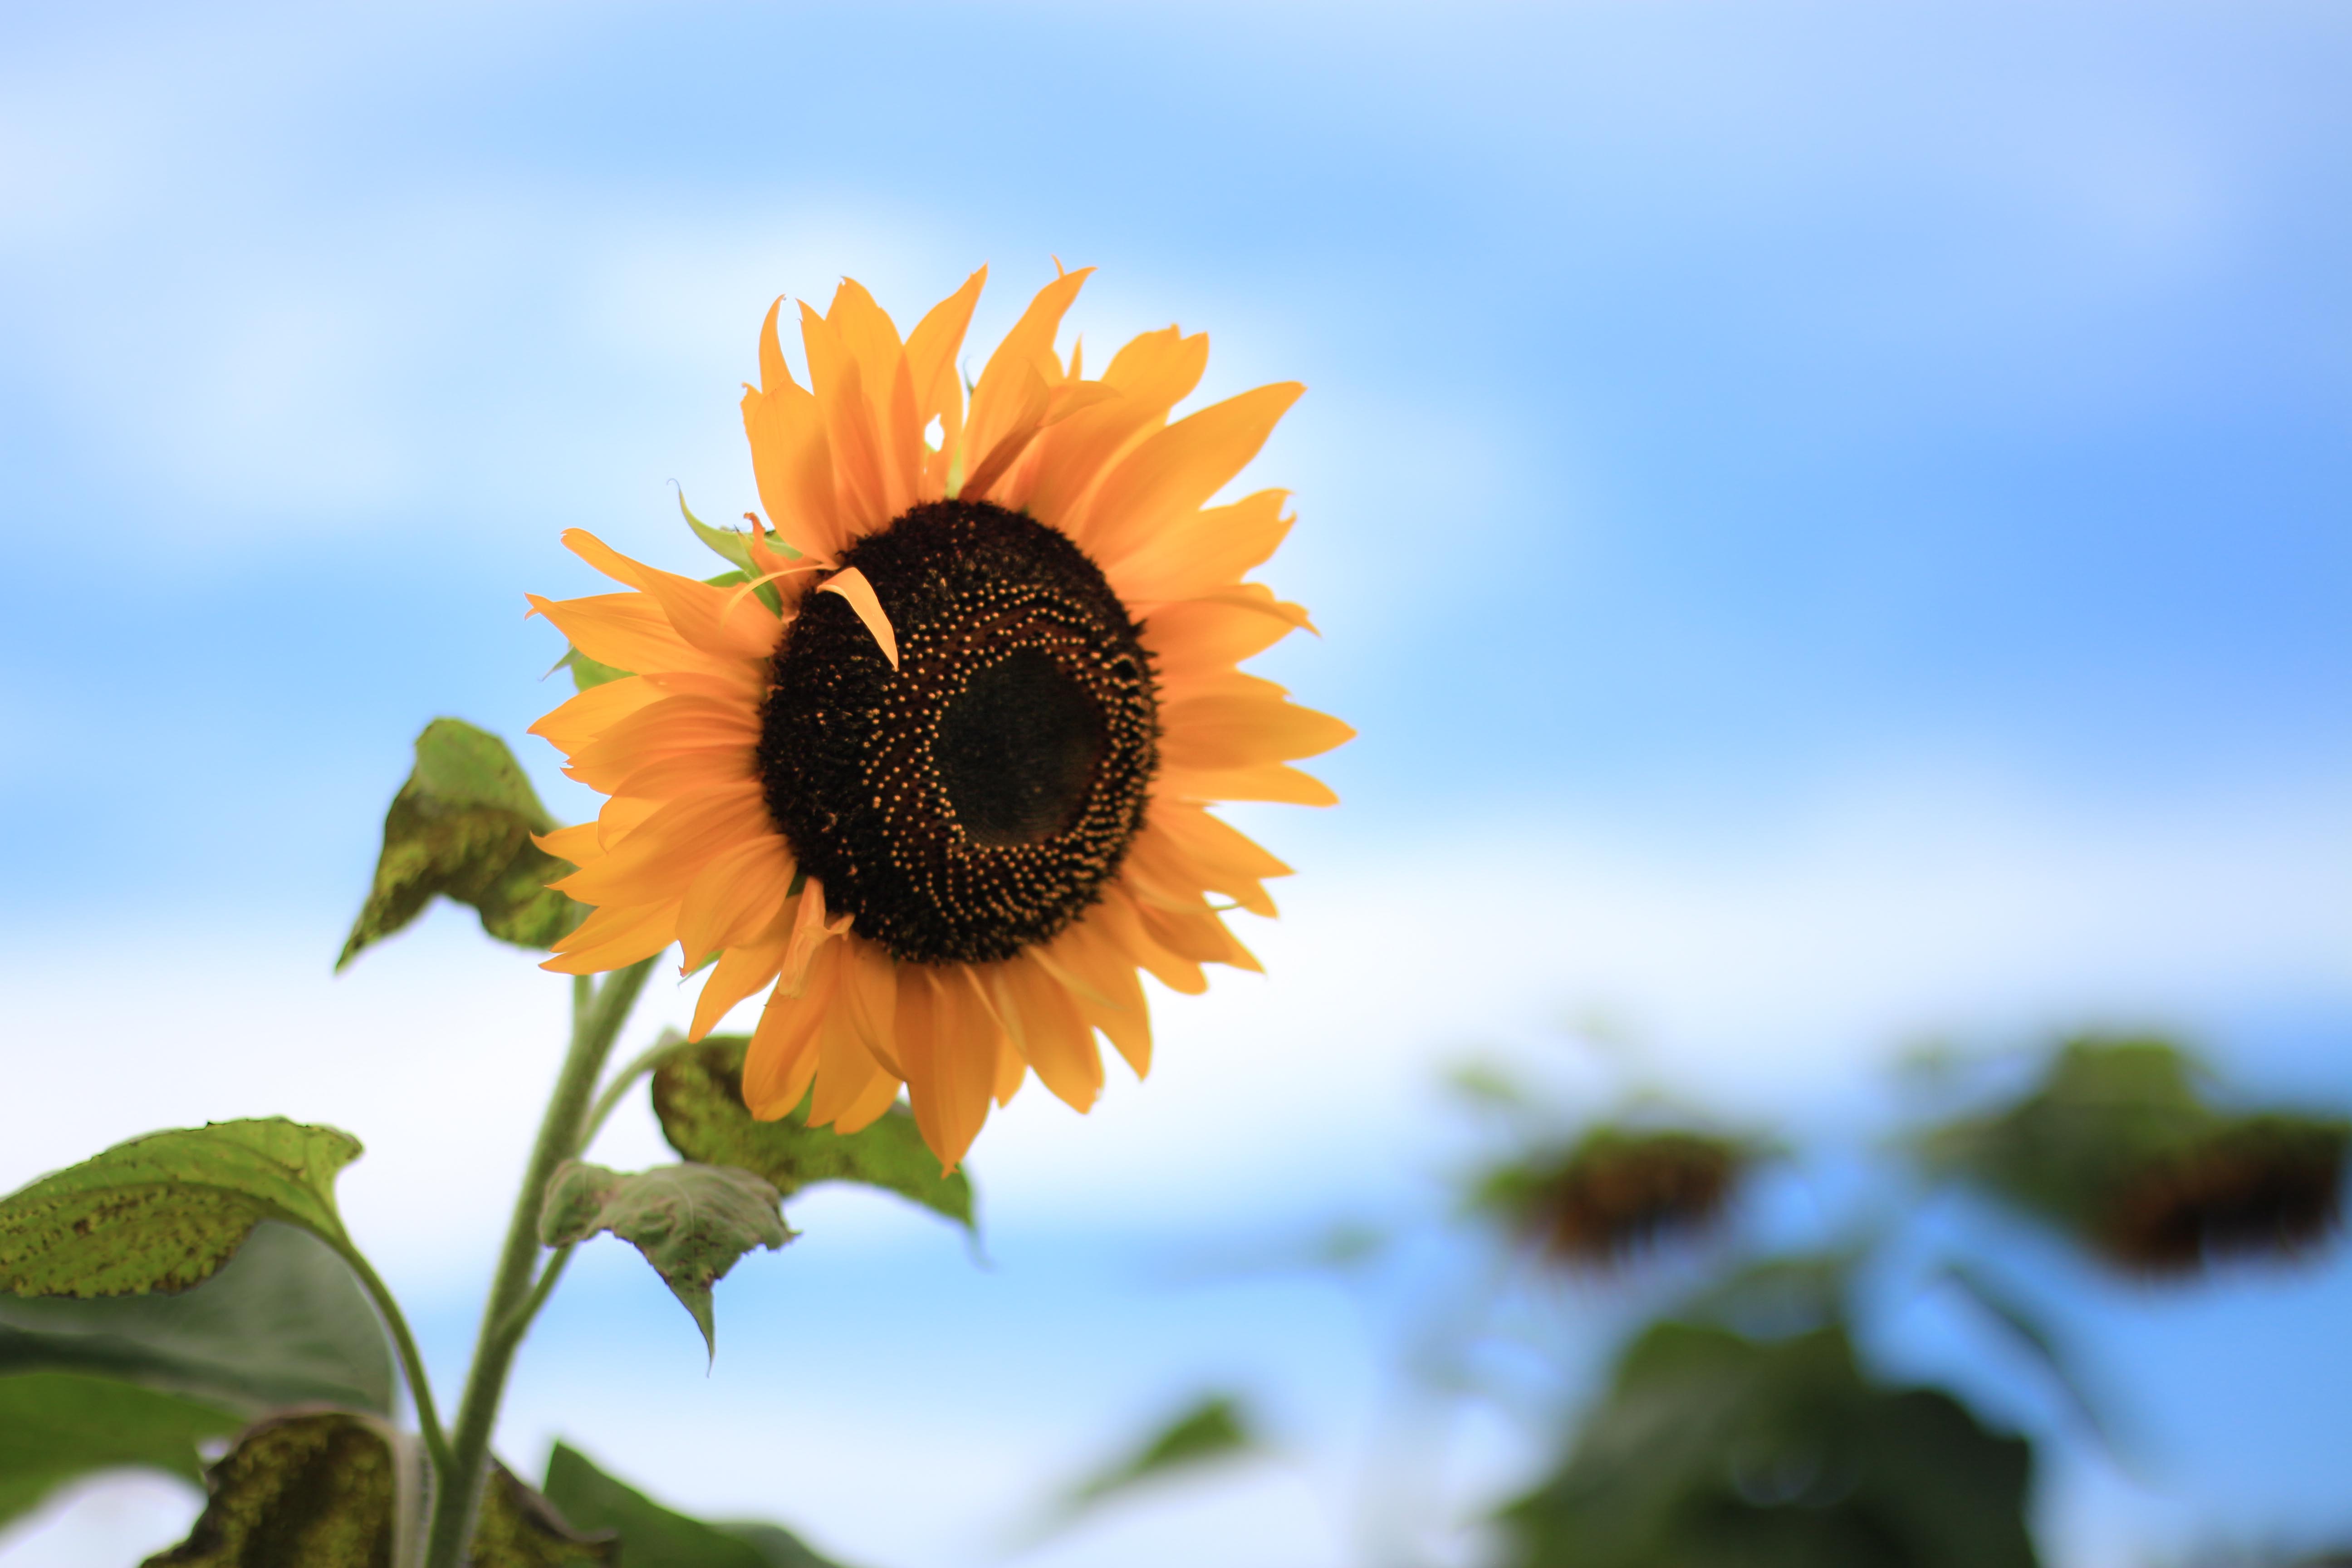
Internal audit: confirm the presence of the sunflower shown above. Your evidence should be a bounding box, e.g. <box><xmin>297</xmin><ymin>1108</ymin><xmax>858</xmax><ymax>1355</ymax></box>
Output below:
<box><xmin>528</xmin><ymin>266</ymin><xmax>1350</xmax><ymax>1170</ymax></box>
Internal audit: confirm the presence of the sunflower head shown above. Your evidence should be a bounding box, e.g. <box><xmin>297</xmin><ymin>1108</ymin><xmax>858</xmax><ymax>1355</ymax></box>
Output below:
<box><xmin>2100</xmin><ymin>1115</ymin><xmax>2348</xmax><ymax>1274</ymax></box>
<box><xmin>1919</xmin><ymin>1035</ymin><xmax>2351</xmax><ymax>1275</ymax></box>
<box><xmin>1479</xmin><ymin>1126</ymin><xmax>1751</xmax><ymax>1269</ymax></box>
<box><xmin>528</xmin><ymin>266</ymin><xmax>1350</xmax><ymax>1170</ymax></box>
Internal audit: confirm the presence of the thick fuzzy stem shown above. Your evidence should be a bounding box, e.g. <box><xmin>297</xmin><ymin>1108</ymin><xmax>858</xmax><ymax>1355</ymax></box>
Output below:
<box><xmin>420</xmin><ymin>958</ymin><xmax>656</xmax><ymax>1568</ymax></box>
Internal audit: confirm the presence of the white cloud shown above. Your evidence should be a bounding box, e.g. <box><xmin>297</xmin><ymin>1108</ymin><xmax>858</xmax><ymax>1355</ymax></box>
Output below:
<box><xmin>3</xmin><ymin>769</ymin><xmax>2340</xmax><ymax>1292</ymax></box>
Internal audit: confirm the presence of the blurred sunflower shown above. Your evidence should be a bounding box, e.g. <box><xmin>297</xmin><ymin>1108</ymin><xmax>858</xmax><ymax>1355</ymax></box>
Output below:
<box><xmin>528</xmin><ymin>266</ymin><xmax>1349</xmax><ymax>1169</ymax></box>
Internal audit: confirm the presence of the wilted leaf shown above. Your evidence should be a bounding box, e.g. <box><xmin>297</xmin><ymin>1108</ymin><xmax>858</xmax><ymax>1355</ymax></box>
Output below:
<box><xmin>1497</xmin><ymin>1318</ymin><xmax>2036</xmax><ymax>1568</ymax></box>
<box><xmin>539</xmin><ymin>1161</ymin><xmax>792</xmax><ymax>1356</ymax></box>
<box><xmin>0</xmin><ymin>1372</ymin><xmax>241</xmax><ymax>1529</ymax></box>
<box><xmin>653</xmin><ymin>1036</ymin><xmax>975</xmax><ymax>1233</ymax></box>
<box><xmin>1059</xmin><ymin>1394</ymin><xmax>1260</xmax><ymax>1518</ymax></box>
<box><xmin>142</xmin><ymin>1411</ymin><xmax>611</xmax><ymax>1568</ymax></box>
<box><xmin>0</xmin><ymin>1120</ymin><xmax>361</xmax><ymax>1298</ymax></box>
<box><xmin>543</xmin><ymin>1442</ymin><xmax>854</xmax><ymax>1568</ymax></box>
<box><xmin>141</xmin><ymin>1410</ymin><xmax>404</xmax><ymax>1568</ymax></box>
<box><xmin>0</xmin><ymin>1221</ymin><xmax>394</xmax><ymax>1416</ymax></box>
<box><xmin>338</xmin><ymin>717</ymin><xmax>583</xmax><ymax>969</ymax></box>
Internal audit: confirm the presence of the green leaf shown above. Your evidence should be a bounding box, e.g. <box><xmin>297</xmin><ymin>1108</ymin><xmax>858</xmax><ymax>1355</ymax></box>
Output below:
<box><xmin>0</xmin><ymin>1221</ymin><xmax>395</xmax><ymax>1416</ymax></box>
<box><xmin>1496</xmin><ymin>1319</ymin><xmax>2037</xmax><ymax>1568</ymax></box>
<box><xmin>0</xmin><ymin>1120</ymin><xmax>361</xmax><ymax>1298</ymax></box>
<box><xmin>141</xmin><ymin>1411</ymin><xmax>612</xmax><ymax>1568</ymax></box>
<box><xmin>539</xmin><ymin>1161</ymin><xmax>792</xmax><ymax>1357</ymax></box>
<box><xmin>337</xmin><ymin>717</ymin><xmax>584</xmax><ymax>970</ymax></box>
<box><xmin>1058</xmin><ymin>1393</ymin><xmax>1261</xmax><ymax>1518</ymax></box>
<box><xmin>0</xmin><ymin>1372</ymin><xmax>240</xmax><ymax>1529</ymax></box>
<box><xmin>543</xmin><ymin>1442</ymin><xmax>856</xmax><ymax>1568</ymax></box>
<box><xmin>653</xmin><ymin>1036</ymin><xmax>976</xmax><ymax>1234</ymax></box>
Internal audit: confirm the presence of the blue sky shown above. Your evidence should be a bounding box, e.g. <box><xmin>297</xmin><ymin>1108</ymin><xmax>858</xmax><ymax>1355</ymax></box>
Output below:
<box><xmin>2</xmin><ymin>2</ymin><xmax>2348</xmax><ymax>1565</ymax></box>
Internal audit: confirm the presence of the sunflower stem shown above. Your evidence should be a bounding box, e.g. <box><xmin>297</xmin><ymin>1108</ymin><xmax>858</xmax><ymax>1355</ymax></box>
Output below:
<box><xmin>330</xmin><ymin>1235</ymin><xmax>454</xmax><ymax>1479</ymax></box>
<box><xmin>421</xmin><ymin>956</ymin><xmax>657</xmax><ymax>1568</ymax></box>
<box><xmin>577</xmin><ymin>1027</ymin><xmax>695</xmax><ymax>1154</ymax></box>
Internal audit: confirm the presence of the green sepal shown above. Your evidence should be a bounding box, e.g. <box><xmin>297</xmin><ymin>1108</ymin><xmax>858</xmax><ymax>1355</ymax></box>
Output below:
<box><xmin>0</xmin><ymin>1220</ymin><xmax>395</xmax><ymax>1416</ymax></box>
<box><xmin>681</xmin><ymin>490</ymin><xmax>800</xmax><ymax>570</ymax></box>
<box><xmin>652</xmin><ymin>1036</ymin><xmax>976</xmax><ymax>1234</ymax></box>
<box><xmin>0</xmin><ymin>1119</ymin><xmax>361</xmax><ymax>1298</ymax></box>
<box><xmin>559</xmin><ymin>647</ymin><xmax>632</xmax><ymax>691</ymax></box>
<box><xmin>338</xmin><ymin>717</ymin><xmax>585</xmax><ymax>969</ymax></box>
<box><xmin>539</xmin><ymin>1161</ymin><xmax>793</xmax><ymax>1359</ymax></box>
<box><xmin>544</xmin><ymin>1442</ymin><xmax>856</xmax><ymax>1568</ymax></box>
<box><xmin>0</xmin><ymin>1372</ymin><xmax>241</xmax><ymax>1530</ymax></box>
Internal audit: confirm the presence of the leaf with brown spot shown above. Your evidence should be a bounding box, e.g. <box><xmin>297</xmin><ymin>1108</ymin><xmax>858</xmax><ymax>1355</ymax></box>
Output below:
<box><xmin>539</xmin><ymin>1161</ymin><xmax>793</xmax><ymax>1357</ymax></box>
<box><xmin>0</xmin><ymin>1120</ymin><xmax>361</xmax><ymax>1299</ymax></box>
<box><xmin>338</xmin><ymin>717</ymin><xmax>583</xmax><ymax>969</ymax></box>
<box><xmin>142</xmin><ymin>1411</ymin><xmax>613</xmax><ymax>1568</ymax></box>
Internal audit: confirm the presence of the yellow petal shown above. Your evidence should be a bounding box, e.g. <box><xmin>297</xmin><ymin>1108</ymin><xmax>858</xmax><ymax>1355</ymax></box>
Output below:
<box><xmin>816</xmin><ymin>566</ymin><xmax>901</xmax><ymax>670</ymax></box>
<box><xmin>1156</xmin><ymin>761</ymin><xmax>1341</xmax><ymax>808</ymax></box>
<box><xmin>1104</xmin><ymin>487</ymin><xmax>1292</xmax><ymax>605</ymax></box>
<box><xmin>742</xmin><ymin>299</ymin><xmax>846</xmax><ymax>561</ymax></box>
<box><xmin>742</xmin><ymin>948</ymin><xmax>837</xmax><ymax>1118</ymax></box>
<box><xmin>563</xmin><ymin>529</ymin><xmax>781</xmax><ymax>665</ymax></box>
<box><xmin>543</xmin><ymin>897</ymin><xmax>680</xmax><ymax>974</ymax></box>
<box><xmin>530</xmin><ymin>676</ymin><xmax>661</xmax><ymax>759</ymax></box>
<box><xmin>1159</xmin><ymin>694</ymin><xmax>1356</xmax><ymax>770</ymax></box>
<box><xmin>1017</xmin><ymin>327</ymin><xmax>1208</xmax><ymax>526</ymax></box>
<box><xmin>1041</xmin><ymin>916</ymin><xmax>1154</xmax><ymax>1077</ymax></box>
<box><xmin>675</xmin><ymin>833</ymin><xmax>796</xmax><ymax>971</ymax></box>
<box><xmin>1141</xmin><ymin>590</ymin><xmax>1305</xmax><ymax>687</ymax></box>
<box><xmin>688</xmin><ymin>923</ymin><xmax>791</xmax><ymax>1040</ymax></box>
<box><xmin>906</xmin><ymin>268</ymin><xmax>987</xmax><ymax>488</ymax></box>
<box><xmin>994</xmin><ymin>955</ymin><xmax>1105</xmax><ymax>1112</ymax></box>
<box><xmin>838</xmin><ymin>935</ymin><xmax>902</xmax><ymax>1078</ymax></box>
<box><xmin>824</xmin><ymin>279</ymin><xmax>923</xmax><ymax>520</ymax></box>
<box><xmin>552</xmin><ymin>785</ymin><xmax>769</xmax><ymax>905</ymax></box>
<box><xmin>1079</xmin><ymin>383</ymin><xmax>1303</xmax><ymax>564</ymax></box>
<box><xmin>777</xmin><ymin>876</ymin><xmax>855</xmax><ymax>996</ymax></box>
<box><xmin>964</xmin><ymin>269</ymin><xmax>1092</xmax><ymax>476</ymax></box>
<box><xmin>1145</xmin><ymin>802</ymin><xmax>1290</xmax><ymax>917</ymax></box>
<box><xmin>894</xmin><ymin>965</ymin><xmax>1000</xmax><ymax>1172</ymax></box>
<box><xmin>528</xmin><ymin>593</ymin><xmax>706</xmax><ymax>684</ymax></box>
<box><xmin>800</xmin><ymin>306</ymin><xmax>890</xmax><ymax>535</ymax></box>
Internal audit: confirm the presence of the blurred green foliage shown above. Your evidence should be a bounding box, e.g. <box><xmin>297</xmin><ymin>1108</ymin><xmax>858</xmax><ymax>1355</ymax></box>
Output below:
<box><xmin>1921</xmin><ymin>1036</ymin><xmax>2349</xmax><ymax>1272</ymax></box>
<box><xmin>1499</xmin><ymin>1317</ymin><xmax>2036</xmax><ymax>1568</ymax></box>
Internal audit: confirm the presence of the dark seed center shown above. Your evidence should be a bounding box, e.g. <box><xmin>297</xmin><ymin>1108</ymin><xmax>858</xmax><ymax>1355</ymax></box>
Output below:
<box><xmin>937</xmin><ymin>647</ymin><xmax>1108</xmax><ymax>848</ymax></box>
<box><xmin>755</xmin><ymin>499</ymin><xmax>1159</xmax><ymax>966</ymax></box>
